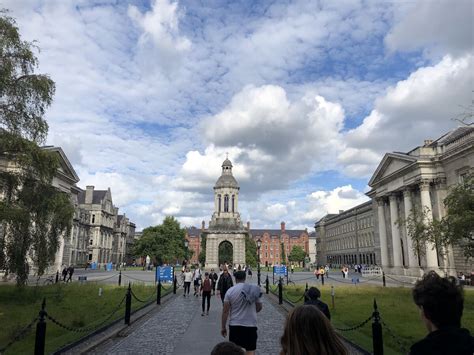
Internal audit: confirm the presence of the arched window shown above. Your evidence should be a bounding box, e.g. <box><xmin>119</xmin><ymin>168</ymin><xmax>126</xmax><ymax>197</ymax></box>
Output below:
<box><xmin>224</xmin><ymin>195</ymin><xmax>229</xmax><ymax>212</ymax></box>
<box><xmin>218</xmin><ymin>194</ymin><xmax>221</xmax><ymax>213</ymax></box>
<box><xmin>232</xmin><ymin>195</ymin><xmax>235</xmax><ymax>212</ymax></box>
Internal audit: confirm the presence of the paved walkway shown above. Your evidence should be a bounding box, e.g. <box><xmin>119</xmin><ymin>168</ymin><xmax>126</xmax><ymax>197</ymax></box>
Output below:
<box><xmin>100</xmin><ymin>290</ymin><xmax>285</xmax><ymax>355</ymax></box>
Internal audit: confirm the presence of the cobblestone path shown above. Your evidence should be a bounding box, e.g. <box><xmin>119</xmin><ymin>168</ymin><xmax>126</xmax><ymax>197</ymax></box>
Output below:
<box><xmin>101</xmin><ymin>290</ymin><xmax>286</xmax><ymax>355</ymax></box>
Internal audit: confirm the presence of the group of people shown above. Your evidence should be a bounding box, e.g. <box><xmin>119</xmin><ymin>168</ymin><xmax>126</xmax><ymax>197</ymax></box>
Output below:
<box><xmin>206</xmin><ymin>269</ymin><xmax>473</xmax><ymax>355</ymax></box>
<box><xmin>61</xmin><ymin>265</ymin><xmax>74</xmax><ymax>282</ymax></box>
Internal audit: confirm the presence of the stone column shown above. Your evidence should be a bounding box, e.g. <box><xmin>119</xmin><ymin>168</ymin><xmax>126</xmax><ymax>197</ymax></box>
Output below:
<box><xmin>389</xmin><ymin>194</ymin><xmax>403</xmax><ymax>268</ymax></box>
<box><xmin>403</xmin><ymin>189</ymin><xmax>419</xmax><ymax>269</ymax></box>
<box><xmin>419</xmin><ymin>180</ymin><xmax>438</xmax><ymax>268</ymax></box>
<box><xmin>376</xmin><ymin>198</ymin><xmax>389</xmax><ymax>268</ymax></box>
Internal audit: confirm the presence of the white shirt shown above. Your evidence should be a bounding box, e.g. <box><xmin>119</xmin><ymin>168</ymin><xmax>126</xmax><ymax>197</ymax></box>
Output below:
<box><xmin>193</xmin><ymin>269</ymin><xmax>201</xmax><ymax>280</ymax></box>
<box><xmin>183</xmin><ymin>272</ymin><xmax>193</xmax><ymax>282</ymax></box>
<box><xmin>224</xmin><ymin>283</ymin><xmax>261</xmax><ymax>327</ymax></box>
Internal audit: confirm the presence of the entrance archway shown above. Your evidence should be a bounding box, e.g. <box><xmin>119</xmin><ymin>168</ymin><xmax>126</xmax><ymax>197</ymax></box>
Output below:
<box><xmin>219</xmin><ymin>241</ymin><xmax>233</xmax><ymax>266</ymax></box>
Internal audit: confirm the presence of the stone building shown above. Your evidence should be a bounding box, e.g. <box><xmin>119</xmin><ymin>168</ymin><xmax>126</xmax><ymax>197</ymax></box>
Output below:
<box><xmin>315</xmin><ymin>201</ymin><xmax>377</xmax><ymax>267</ymax></box>
<box><xmin>367</xmin><ymin>127</ymin><xmax>473</xmax><ymax>276</ymax></box>
<box><xmin>185</xmin><ymin>225</ymin><xmax>204</xmax><ymax>265</ymax></box>
<box><xmin>204</xmin><ymin>158</ymin><xmax>247</xmax><ymax>269</ymax></box>
<box><xmin>249</xmin><ymin>222</ymin><xmax>310</xmax><ymax>266</ymax></box>
<box><xmin>113</xmin><ymin>214</ymin><xmax>135</xmax><ymax>265</ymax></box>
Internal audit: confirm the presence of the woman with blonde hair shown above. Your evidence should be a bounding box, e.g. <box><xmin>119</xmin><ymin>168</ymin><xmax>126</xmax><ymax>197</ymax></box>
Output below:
<box><xmin>280</xmin><ymin>305</ymin><xmax>347</xmax><ymax>355</ymax></box>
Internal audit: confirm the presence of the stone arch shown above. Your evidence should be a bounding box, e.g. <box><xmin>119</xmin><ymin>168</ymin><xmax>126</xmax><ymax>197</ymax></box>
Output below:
<box><xmin>218</xmin><ymin>240</ymin><xmax>233</xmax><ymax>265</ymax></box>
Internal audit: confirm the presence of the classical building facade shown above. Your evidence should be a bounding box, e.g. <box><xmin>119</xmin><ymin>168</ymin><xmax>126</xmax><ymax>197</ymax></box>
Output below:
<box><xmin>249</xmin><ymin>222</ymin><xmax>310</xmax><ymax>266</ymax></box>
<box><xmin>204</xmin><ymin>158</ymin><xmax>246</xmax><ymax>269</ymax></box>
<box><xmin>368</xmin><ymin>127</ymin><xmax>473</xmax><ymax>276</ymax></box>
<box><xmin>315</xmin><ymin>201</ymin><xmax>377</xmax><ymax>267</ymax></box>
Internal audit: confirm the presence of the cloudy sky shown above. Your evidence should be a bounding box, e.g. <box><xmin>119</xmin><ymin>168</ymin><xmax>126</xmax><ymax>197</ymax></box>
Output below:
<box><xmin>4</xmin><ymin>0</ymin><xmax>472</xmax><ymax>230</ymax></box>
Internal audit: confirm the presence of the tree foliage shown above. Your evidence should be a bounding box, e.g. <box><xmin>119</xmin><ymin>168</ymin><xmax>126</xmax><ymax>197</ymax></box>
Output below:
<box><xmin>245</xmin><ymin>235</ymin><xmax>257</xmax><ymax>267</ymax></box>
<box><xmin>133</xmin><ymin>217</ymin><xmax>187</xmax><ymax>265</ymax></box>
<box><xmin>288</xmin><ymin>245</ymin><xmax>306</xmax><ymax>264</ymax></box>
<box><xmin>0</xmin><ymin>13</ymin><xmax>73</xmax><ymax>286</ymax></box>
<box><xmin>400</xmin><ymin>175</ymin><xmax>474</xmax><ymax>260</ymax></box>
<box><xmin>280</xmin><ymin>242</ymin><xmax>286</xmax><ymax>265</ymax></box>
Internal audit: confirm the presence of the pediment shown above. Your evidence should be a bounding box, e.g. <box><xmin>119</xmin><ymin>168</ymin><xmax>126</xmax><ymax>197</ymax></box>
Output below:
<box><xmin>368</xmin><ymin>153</ymin><xmax>417</xmax><ymax>186</ymax></box>
<box><xmin>43</xmin><ymin>146</ymin><xmax>80</xmax><ymax>183</ymax></box>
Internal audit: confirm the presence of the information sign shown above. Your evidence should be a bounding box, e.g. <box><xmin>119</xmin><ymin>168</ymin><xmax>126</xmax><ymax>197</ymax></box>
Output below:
<box><xmin>156</xmin><ymin>266</ymin><xmax>174</xmax><ymax>282</ymax></box>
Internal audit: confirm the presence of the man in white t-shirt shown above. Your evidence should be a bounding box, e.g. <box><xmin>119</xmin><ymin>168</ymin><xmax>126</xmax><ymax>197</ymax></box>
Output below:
<box><xmin>221</xmin><ymin>271</ymin><xmax>262</xmax><ymax>355</ymax></box>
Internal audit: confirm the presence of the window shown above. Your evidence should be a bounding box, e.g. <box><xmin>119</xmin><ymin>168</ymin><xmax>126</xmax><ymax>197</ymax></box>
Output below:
<box><xmin>89</xmin><ymin>239</ymin><xmax>93</xmax><ymax>245</ymax></box>
<box><xmin>218</xmin><ymin>195</ymin><xmax>221</xmax><ymax>213</ymax></box>
<box><xmin>232</xmin><ymin>195</ymin><xmax>235</xmax><ymax>212</ymax></box>
<box><xmin>92</xmin><ymin>214</ymin><xmax>95</xmax><ymax>223</ymax></box>
<box><xmin>224</xmin><ymin>195</ymin><xmax>229</xmax><ymax>212</ymax></box>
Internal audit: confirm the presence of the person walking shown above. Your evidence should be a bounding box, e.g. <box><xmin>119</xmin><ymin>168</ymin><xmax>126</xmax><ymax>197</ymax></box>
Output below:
<box><xmin>280</xmin><ymin>305</ymin><xmax>347</xmax><ymax>355</ymax></box>
<box><xmin>66</xmin><ymin>265</ymin><xmax>74</xmax><ymax>282</ymax></box>
<box><xmin>182</xmin><ymin>267</ymin><xmax>193</xmax><ymax>297</ymax></box>
<box><xmin>304</xmin><ymin>287</ymin><xmax>331</xmax><ymax>319</ymax></box>
<box><xmin>217</xmin><ymin>267</ymin><xmax>234</xmax><ymax>304</ymax></box>
<box><xmin>210</xmin><ymin>269</ymin><xmax>218</xmax><ymax>295</ymax></box>
<box><xmin>193</xmin><ymin>266</ymin><xmax>202</xmax><ymax>297</ymax></box>
<box><xmin>221</xmin><ymin>271</ymin><xmax>262</xmax><ymax>355</ymax></box>
<box><xmin>61</xmin><ymin>266</ymin><xmax>68</xmax><ymax>282</ymax></box>
<box><xmin>201</xmin><ymin>272</ymin><xmax>212</xmax><ymax>316</ymax></box>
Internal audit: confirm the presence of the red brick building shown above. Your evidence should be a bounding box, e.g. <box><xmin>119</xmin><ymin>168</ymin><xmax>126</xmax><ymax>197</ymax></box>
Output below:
<box><xmin>185</xmin><ymin>221</ymin><xmax>309</xmax><ymax>266</ymax></box>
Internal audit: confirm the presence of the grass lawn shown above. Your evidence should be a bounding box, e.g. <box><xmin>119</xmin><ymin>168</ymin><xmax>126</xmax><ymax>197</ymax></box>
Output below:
<box><xmin>0</xmin><ymin>282</ymin><xmax>172</xmax><ymax>354</ymax></box>
<box><xmin>271</xmin><ymin>284</ymin><xmax>474</xmax><ymax>355</ymax></box>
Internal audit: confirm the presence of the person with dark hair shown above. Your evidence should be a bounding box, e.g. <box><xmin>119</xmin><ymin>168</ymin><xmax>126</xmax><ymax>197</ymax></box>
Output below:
<box><xmin>410</xmin><ymin>271</ymin><xmax>473</xmax><ymax>355</ymax></box>
<box><xmin>304</xmin><ymin>287</ymin><xmax>331</xmax><ymax>320</ymax></box>
<box><xmin>217</xmin><ymin>267</ymin><xmax>234</xmax><ymax>304</ymax></box>
<box><xmin>280</xmin><ymin>305</ymin><xmax>347</xmax><ymax>355</ymax></box>
<box><xmin>201</xmin><ymin>272</ymin><xmax>212</xmax><ymax>316</ymax></box>
<box><xmin>221</xmin><ymin>270</ymin><xmax>262</xmax><ymax>355</ymax></box>
<box><xmin>211</xmin><ymin>341</ymin><xmax>245</xmax><ymax>355</ymax></box>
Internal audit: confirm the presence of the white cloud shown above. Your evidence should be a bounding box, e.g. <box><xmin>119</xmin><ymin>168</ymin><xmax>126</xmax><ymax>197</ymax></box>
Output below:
<box><xmin>385</xmin><ymin>0</ymin><xmax>473</xmax><ymax>59</ymax></box>
<box><xmin>340</xmin><ymin>54</ymin><xmax>473</xmax><ymax>177</ymax></box>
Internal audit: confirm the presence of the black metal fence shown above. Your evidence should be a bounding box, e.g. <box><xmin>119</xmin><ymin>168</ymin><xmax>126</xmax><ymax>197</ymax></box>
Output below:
<box><xmin>266</xmin><ymin>276</ymin><xmax>408</xmax><ymax>355</ymax></box>
<box><xmin>0</xmin><ymin>281</ymin><xmax>173</xmax><ymax>355</ymax></box>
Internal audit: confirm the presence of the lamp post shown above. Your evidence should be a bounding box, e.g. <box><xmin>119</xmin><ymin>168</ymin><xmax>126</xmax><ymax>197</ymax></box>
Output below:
<box><xmin>257</xmin><ymin>238</ymin><xmax>262</xmax><ymax>286</ymax></box>
<box><xmin>184</xmin><ymin>239</ymin><xmax>189</xmax><ymax>266</ymax></box>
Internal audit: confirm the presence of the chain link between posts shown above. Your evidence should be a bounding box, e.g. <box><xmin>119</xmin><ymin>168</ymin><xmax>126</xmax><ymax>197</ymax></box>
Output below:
<box><xmin>334</xmin><ymin>314</ymin><xmax>373</xmax><ymax>332</ymax></box>
<box><xmin>0</xmin><ymin>316</ymin><xmax>38</xmax><ymax>353</ymax></box>
<box><xmin>130</xmin><ymin>289</ymin><xmax>156</xmax><ymax>303</ymax></box>
<box><xmin>45</xmin><ymin>294</ymin><xmax>126</xmax><ymax>333</ymax></box>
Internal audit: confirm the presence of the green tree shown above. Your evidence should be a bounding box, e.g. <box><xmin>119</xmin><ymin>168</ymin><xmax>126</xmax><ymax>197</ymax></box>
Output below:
<box><xmin>0</xmin><ymin>13</ymin><xmax>74</xmax><ymax>286</ymax></box>
<box><xmin>400</xmin><ymin>174</ymin><xmax>474</xmax><ymax>259</ymax></box>
<box><xmin>245</xmin><ymin>235</ymin><xmax>257</xmax><ymax>267</ymax></box>
<box><xmin>280</xmin><ymin>242</ymin><xmax>286</xmax><ymax>265</ymax></box>
<box><xmin>199</xmin><ymin>233</ymin><xmax>206</xmax><ymax>265</ymax></box>
<box><xmin>133</xmin><ymin>217</ymin><xmax>187</xmax><ymax>265</ymax></box>
<box><xmin>288</xmin><ymin>245</ymin><xmax>306</xmax><ymax>265</ymax></box>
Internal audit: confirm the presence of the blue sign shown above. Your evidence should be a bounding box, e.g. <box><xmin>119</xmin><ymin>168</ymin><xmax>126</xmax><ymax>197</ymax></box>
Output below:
<box><xmin>106</xmin><ymin>262</ymin><xmax>113</xmax><ymax>271</ymax></box>
<box><xmin>156</xmin><ymin>266</ymin><xmax>174</xmax><ymax>282</ymax></box>
<box><xmin>273</xmin><ymin>265</ymin><xmax>287</xmax><ymax>276</ymax></box>
<box><xmin>90</xmin><ymin>262</ymin><xmax>97</xmax><ymax>270</ymax></box>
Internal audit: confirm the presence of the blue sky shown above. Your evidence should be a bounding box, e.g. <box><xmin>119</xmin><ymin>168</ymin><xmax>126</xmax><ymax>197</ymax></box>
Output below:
<box><xmin>5</xmin><ymin>0</ymin><xmax>472</xmax><ymax>230</ymax></box>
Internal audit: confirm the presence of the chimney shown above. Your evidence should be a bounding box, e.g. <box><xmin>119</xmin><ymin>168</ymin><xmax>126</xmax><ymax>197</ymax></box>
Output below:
<box><xmin>281</xmin><ymin>221</ymin><xmax>285</xmax><ymax>232</ymax></box>
<box><xmin>201</xmin><ymin>220</ymin><xmax>205</xmax><ymax>230</ymax></box>
<box><xmin>247</xmin><ymin>221</ymin><xmax>250</xmax><ymax>230</ymax></box>
<box><xmin>424</xmin><ymin>139</ymin><xmax>433</xmax><ymax>146</ymax></box>
<box><xmin>85</xmin><ymin>186</ymin><xmax>94</xmax><ymax>204</ymax></box>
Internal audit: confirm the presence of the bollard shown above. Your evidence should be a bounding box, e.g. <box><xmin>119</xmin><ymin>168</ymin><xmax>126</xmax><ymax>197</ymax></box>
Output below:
<box><xmin>382</xmin><ymin>272</ymin><xmax>386</xmax><ymax>287</ymax></box>
<box><xmin>372</xmin><ymin>299</ymin><xmax>384</xmax><ymax>355</ymax></box>
<box><xmin>265</xmin><ymin>275</ymin><xmax>269</xmax><ymax>294</ymax></box>
<box><xmin>124</xmin><ymin>283</ymin><xmax>131</xmax><ymax>325</ymax></box>
<box><xmin>321</xmin><ymin>273</ymin><xmax>325</xmax><ymax>286</ymax></box>
<box><xmin>173</xmin><ymin>275</ymin><xmax>177</xmax><ymax>294</ymax></box>
<box><xmin>34</xmin><ymin>298</ymin><xmax>47</xmax><ymax>355</ymax></box>
<box><xmin>305</xmin><ymin>282</ymin><xmax>308</xmax><ymax>293</ymax></box>
<box><xmin>118</xmin><ymin>271</ymin><xmax>122</xmax><ymax>287</ymax></box>
<box><xmin>157</xmin><ymin>280</ymin><xmax>162</xmax><ymax>305</ymax></box>
<box><xmin>55</xmin><ymin>271</ymin><xmax>59</xmax><ymax>284</ymax></box>
<box><xmin>331</xmin><ymin>285</ymin><xmax>335</xmax><ymax>309</ymax></box>
<box><xmin>278</xmin><ymin>278</ymin><xmax>283</xmax><ymax>305</ymax></box>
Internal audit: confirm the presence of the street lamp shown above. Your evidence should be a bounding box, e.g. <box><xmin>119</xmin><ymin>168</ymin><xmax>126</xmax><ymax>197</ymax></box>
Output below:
<box><xmin>184</xmin><ymin>239</ymin><xmax>189</xmax><ymax>266</ymax></box>
<box><xmin>256</xmin><ymin>238</ymin><xmax>262</xmax><ymax>286</ymax></box>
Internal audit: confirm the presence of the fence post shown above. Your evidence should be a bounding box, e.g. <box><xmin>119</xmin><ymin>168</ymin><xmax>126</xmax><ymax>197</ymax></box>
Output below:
<box><xmin>305</xmin><ymin>282</ymin><xmax>308</xmax><ymax>293</ymax></box>
<box><xmin>382</xmin><ymin>272</ymin><xmax>386</xmax><ymax>287</ymax></box>
<box><xmin>55</xmin><ymin>271</ymin><xmax>59</xmax><ymax>284</ymax></box>
<box><xmin>173</xmin><ymin>275</ymin><xmax>177</xmax><ymax>294</ymax></box>
<box><xmin>372</xmin><ymin>299</ymin><xmax>384</xmax><ymax>355</ymax></box>
<box><xmin>278</xmin><ymin>278</ymin><xmax>283</xmax><ymax>305</ymax></box>
<box><xmin>265</xmin><ymin>275</ymin><xmax>269</xmax><ymax>294</ymax></box>
<box><xmin>34</xmin><ymin>298</ymin><xmax>47</xmax><ymax>355</ymax></box>
<box><xmin>157</xmin><ymin>280</ymin><xmax>162</xmax><ymax>305</ymax></box>
<box><xmin>124</xmin><ymin>283</ymin><xmax>131</xmax><ymax>325</ymax></box>
<box><xmin>118</xmin><ymin>270</ymin><xmax>122</xmax><ymax>287</ymax></box>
